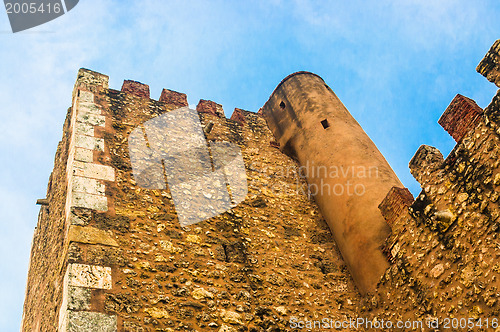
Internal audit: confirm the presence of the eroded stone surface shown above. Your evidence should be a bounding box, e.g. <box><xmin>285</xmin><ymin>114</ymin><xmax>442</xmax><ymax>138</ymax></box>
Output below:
<box><xmin>73</xmin><ymin>161</ymin><xmax>115</xmax><ymax>181</ymax></box>
<box><xmin>71</xmin><ymin>192</ymin><xmax>108</xmax><ymax>211</ymax></box>
<box><xmin>67</xmin><ymin>311</ymin><xmax>117</xmax><ymax>332</ymax></box>
<box><xmin>67</xmin><ymin>263</ymin><xmax>112</xmax><ymax>289</ymax></box>
<box><xmin>68</xmin><ymin>225</ymin><xmax>118</xmax><ymax>247</ymax></box>
<box><xmin>67</xmin><ymin>286</ymin><xmax>91</xmax><ymax>310</ymax></box>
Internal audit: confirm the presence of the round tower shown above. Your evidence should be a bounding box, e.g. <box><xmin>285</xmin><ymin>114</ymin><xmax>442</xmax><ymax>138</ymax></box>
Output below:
<box><xmin>261</xmin><ymin>72</ymin><xmax>402</xmax><ymax>294</ymax></box>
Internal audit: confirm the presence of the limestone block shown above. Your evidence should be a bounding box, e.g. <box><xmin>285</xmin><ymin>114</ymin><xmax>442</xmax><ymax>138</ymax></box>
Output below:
<box><xmin>67</xmin><ymin>311</ymin><xmax>117</xmax><ymax>332</ymax></box>
<box><xmin>72</xmin><ymin>176</ymin><xmax>105</xmax><ymax>195</ymax></box>
<box><xmin>77</xmin><ymin>111</ymin><xmax>106</xmax><ymax>127</ymax></box>
<box><xmin>79</xmin><ymin>91</ymin><xmax>94</xmax><ymax>103</ymax></box>
<box><xmin>67</xmin><ymin>286</ymin><xmax>91</xmax><ymax>310</ymax></box>
<box><xmin>71</xmin><ymin>192</ymin><xmax>108</xmax><ymax>211</ymax></box>
<box><xmin>78</xmin><ymin>102</ymin><xmax>102</xmax><ymax>115</ymax></box>
<box><xmin>68</xmin><ymin>207</ymin><xmax>92</xmax><ymax>226</ymax></box>
<box><xmin>74</xmin><ymin>148</ymin><xmax>93</xmax><ymax>163</ymax></box>
<box><xmin>75</xmin><ymin>134</ymin><xmax>104</xmax><ymax>151</ymax></box>
<box><xmin>192</xmin><ymin>287</ymin><xmax>214</xmax><ymax>300</ymax></box>
<box><xmin>220</xmin><ymin>310</ymin><xmax>243</xmax><ymax>325</ymax></box>
<box><xmin>75</xmin><ymin>122</ymin><xmax>94</xmax><ymax>136</ymax></box>
<box><xmin>144</xmin><ymin>307</ymin><xmax>169</xmax><ymax>319</ymax></box>
<box><xmin>73</xmin><ymin>161</ymin><xmax>115</xmax><ymax>181</ymax></box>
<box><xmin>67</xmin><ymin>263</ymin><xmax>112</xmax><ymax>289</ymax></box>
<box><xmin>68</xmin><ymin>225</ymin><xmax>118</xmax><ymax>247</ymax></box>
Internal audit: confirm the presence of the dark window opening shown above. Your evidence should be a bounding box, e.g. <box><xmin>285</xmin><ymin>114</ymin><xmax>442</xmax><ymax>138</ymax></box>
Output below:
<box><xmin>279</xmin><ymin>101</ymin><xmax>286</xmax><ymax>109</ymax></box>
<box><xmin>77</xmin><ymin>90</ymin><xmax>80</xmax><ymax>97</ymax></box>
<box><xmin>321</xmin><ymin>119</ymin><xmax>330</xmax><ymax>129</ymax></box>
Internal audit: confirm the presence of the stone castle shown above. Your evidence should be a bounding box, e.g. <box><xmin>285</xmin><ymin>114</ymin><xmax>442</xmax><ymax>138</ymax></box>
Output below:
<box><xmin>21</xmin><ymin>39</ymin><xmax>500</xmax><ymax>331</ymax></box>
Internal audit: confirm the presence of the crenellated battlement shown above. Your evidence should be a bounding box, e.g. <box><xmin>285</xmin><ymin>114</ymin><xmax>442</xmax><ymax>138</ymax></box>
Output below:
<box><xmin>438</xmin><ymin>94</ymin><xmax>483</xmax><ymax>143</ymax></box>
<box><xmin>477</xmin><ymin>39</ymin><xmax>500</xmax><ymax>88</ymax></box>
<box><xmin>22</xmin><ymin>39</ymin><xmax>500</xmax><ymax>331</ymax></box>
<box><xmin>371</xmin><ymin>39</ymin><xmax>500</xmax><ymax>322</ymax></box>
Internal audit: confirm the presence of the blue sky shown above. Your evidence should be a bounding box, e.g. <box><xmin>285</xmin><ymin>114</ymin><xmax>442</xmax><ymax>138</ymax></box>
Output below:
<box><xmin>0</xmin><ymin>1</ymin><xmax>499</xmax><ymax>330</ymax></box>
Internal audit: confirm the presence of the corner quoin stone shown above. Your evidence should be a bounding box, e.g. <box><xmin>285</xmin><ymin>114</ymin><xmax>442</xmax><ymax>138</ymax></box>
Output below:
<box><xmin>66</xmin><ymin>311</ymin><xmax>117</xmax><ymax>332</ymax></box>
<box><xmin>66</xmin><ymin>263</ymin><xmax>112</xmax><ymax>290</ymax></box>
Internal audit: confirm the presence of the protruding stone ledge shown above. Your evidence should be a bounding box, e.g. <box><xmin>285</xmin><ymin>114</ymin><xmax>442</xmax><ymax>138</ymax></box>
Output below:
<box><xmin>477</xmin><ymin>39</ymin><xmax>500</xmax><ymax>88</ymax></box>
<box><xmin>121</xmin><ymin>80</ymin><xmax>151</xmax><ymax>99</ymax></box>
<box><xmin>438</xmin><ymin>94</ymin><xmax>483</xmax><ymax>142</ymax></box>
<box><xmin>197</xmin><ymin>99</ymin><xmax>224</xmax><ymax>117</ymax></box>
<box><xmin>409</xmin><ymin>145</ymin><xmax>444</xmax><ymax>185</ymax></box>
<box><xmin>378</xmin><ymin>187</ymin><xmax>414</xmax><ymax>227</ymax></box>
<box><xmin>159</xmin><ymin>88</ymin><xmax>188</xmax><ymax>107</ymax></box>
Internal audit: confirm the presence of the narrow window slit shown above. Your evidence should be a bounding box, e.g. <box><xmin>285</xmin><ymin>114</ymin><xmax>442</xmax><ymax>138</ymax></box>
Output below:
<box><xmin>321</xmin><ymin>119</ymin><xmax>330</xmax><ymax>129</ymax></box>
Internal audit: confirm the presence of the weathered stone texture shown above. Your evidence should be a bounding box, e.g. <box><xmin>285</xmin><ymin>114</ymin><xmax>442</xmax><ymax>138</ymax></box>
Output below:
<box><xmin>23</xmin><ymin>69</ymin><xmax>361</xmax><ymax>331</ymax></box>
<box><xmin>197</xmin><ymin>99</ymin><xmax>225</xmax><ymax>117</ymax></box>
<box><xmin>438</xmin><ymin>94</ymin><xmax>483</xmax><ymax>142</ymax></box>
<box><xmin>368</xmin><ymin>65</ymin><xmax>500</xmax><ymax>324</ymax></box>
<box><xmin>159</xmin><ymin>88</ymin><xmax>188</xmax><ymax>108</ymax></box>
<box><xmin>121</xmin><ymin>80</ymin><xmax>150</xmax><ymax>99</ymax></box>
<box><xmin>22</xmin><ymin>68</ymin><xmax>111</xmax><ymax>332</ymax></box>
<box><xmin>66</xmin><ymin>311</ymin><xmax>117</xmax><ymax>331</ymax></box>
<box><xmin>477</xmin><ymin>39</ymin><xmax>500</xmax><ymax>88</ymax></box>
<box><xmin>22</xmin><ymin>41</ymin><xmax>500</xmax><ymax>331</ymax></box>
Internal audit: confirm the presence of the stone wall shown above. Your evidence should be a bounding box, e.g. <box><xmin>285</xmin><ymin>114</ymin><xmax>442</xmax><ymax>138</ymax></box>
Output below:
<box><xmin>22</xmin><ymin>39</ymin><xmax>500</xmax><ymax>331</ymax></box>
<box><xmin>364</xmin><ymin>43</ymin><xmax>500</xmax><ymax>328</ymax></box>
<box><xmin>22</xmin><ymin>69</ymin><xmax>363</xmax><ymax>331</ymax></box>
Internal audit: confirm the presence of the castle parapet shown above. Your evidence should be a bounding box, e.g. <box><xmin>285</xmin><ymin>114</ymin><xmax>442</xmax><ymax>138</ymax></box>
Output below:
<box><xmin>438</xmin><ymin>94</ymin><xmax>483</xmax><ymax>142</ymax></box>
<box><xmin>378</xmin><ymin>187</ymin><xmax>414</xmax><ymax>228</ymax></box>
<box><xmin>121</xmin><ymin>80</ymin><xmax>150</xmax><ymax>99</ymax></box>
<box><xmin>409</xmin><ymin>145</ymin><xmax>444</xmax><ymax>186</ymax></box>
<box><xmin>477</xmin><ymin>39</ymin><xmax>500</xmax><ymax>88</ymax></box>
<box><xmin>197</xmin><ymin>99</ymin><xmax>225</xmax><ymax>117</ymax></box>
<box><xmin>159</xmin><ymin>88</ymin><xmax>188</xmax><ymax>107</ymax></box>
<box><xmin>230</xmin><ymin>108</ymin><xmax>247</xmax><ymax>125</ymax></box>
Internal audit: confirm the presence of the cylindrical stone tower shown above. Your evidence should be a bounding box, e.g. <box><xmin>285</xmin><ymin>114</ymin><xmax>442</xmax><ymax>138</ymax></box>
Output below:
<box><xmin>261</xmin><ymin>72</ymin><xmax>402</xmax><ymax>294</ymax></box>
